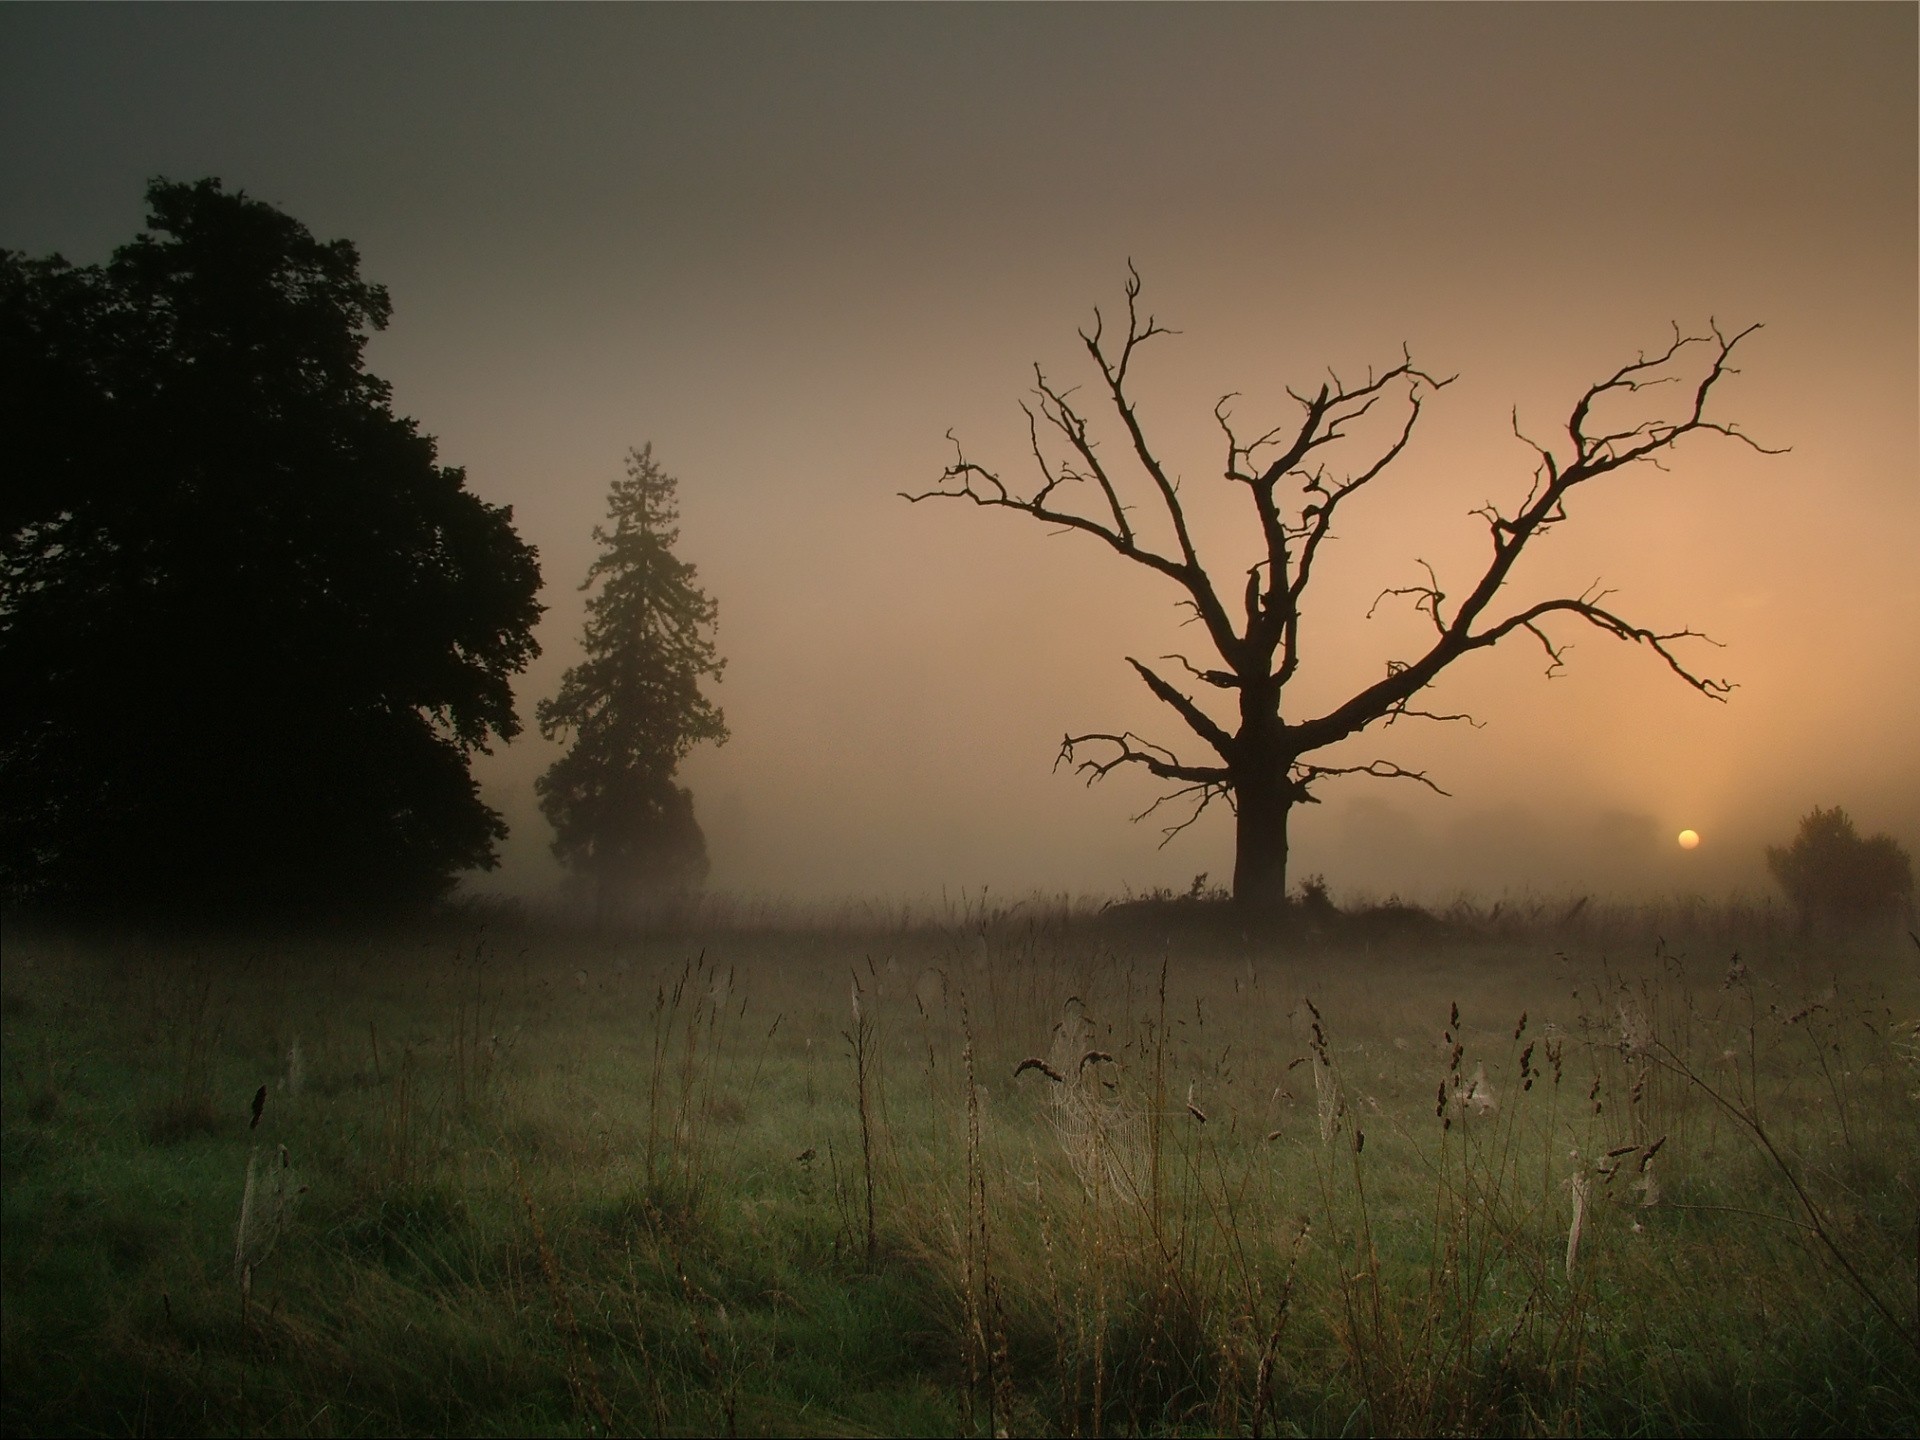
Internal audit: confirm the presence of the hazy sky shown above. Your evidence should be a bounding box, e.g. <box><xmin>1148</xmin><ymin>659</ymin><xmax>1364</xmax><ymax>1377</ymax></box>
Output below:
<box><xmin>5</xmin><ymin>4</ymin><xmax>1915</xmax><ymax>906</ymax></box>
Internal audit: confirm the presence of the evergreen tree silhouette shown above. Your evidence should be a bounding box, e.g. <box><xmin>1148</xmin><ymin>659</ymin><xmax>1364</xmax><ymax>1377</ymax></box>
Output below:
<box><xmin>537</xmin><ymin>445</ymin><xmax>726</xmax><ymax>922</ymax></box>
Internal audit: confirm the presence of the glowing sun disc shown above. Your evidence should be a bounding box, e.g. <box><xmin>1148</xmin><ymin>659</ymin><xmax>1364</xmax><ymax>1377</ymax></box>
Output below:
<box><xmin>1677</xmin><ymin>829</ymin><xmax>1701</xmax><ymax>850</ymax></box>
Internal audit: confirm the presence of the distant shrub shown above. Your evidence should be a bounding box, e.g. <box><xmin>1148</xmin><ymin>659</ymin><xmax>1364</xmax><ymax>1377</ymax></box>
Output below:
<box><xmin>1296</xmin><ymin>873</ymin><xmax>1338</xmax><ymax>921</ymax></box>
<box><xmin>1765</xmin><ymin>806</ymin><xmax>1913</xmax><ymax>925</ymax></box>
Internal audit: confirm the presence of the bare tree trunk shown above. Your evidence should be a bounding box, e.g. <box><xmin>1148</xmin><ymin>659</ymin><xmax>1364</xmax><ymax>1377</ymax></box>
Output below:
<box><xmin>1232</xmin><ymin>769</ymin><xmax>1293</xmax><ymax>911</ymax></box>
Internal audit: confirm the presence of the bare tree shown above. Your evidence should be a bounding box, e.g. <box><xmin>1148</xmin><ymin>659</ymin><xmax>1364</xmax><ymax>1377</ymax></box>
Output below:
<box><xmin>905</xmin><ymin>268</ymin><xmax>1775</xmax><ymax>909</ymax></box>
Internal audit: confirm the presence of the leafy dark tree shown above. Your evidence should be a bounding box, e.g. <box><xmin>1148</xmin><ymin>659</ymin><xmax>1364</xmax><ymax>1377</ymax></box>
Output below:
<box><xmin>908</xmin><ymin>269</ymin><xmax>1773</xmax><ymax>909</ymax></box>
<box><xmin>1</xmin><ymin>178</ymin><xmax>543</xmax><ymax>915</ymax></box>
<box><xmin>536</xmin><ymin>445</ymin><xmax>727</xmax><ymax>922</ymax></box>
<box><xmin>1766</xmin><ymin>806</ymin><xmax>1914</xmax><ymax>926</ymax></box>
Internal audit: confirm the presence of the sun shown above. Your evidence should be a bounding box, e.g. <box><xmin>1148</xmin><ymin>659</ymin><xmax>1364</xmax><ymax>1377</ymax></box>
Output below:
<box><xmin>1677</xmin><ymin>829</ymin><xmax>1701</xmax><ymax>850</ymax></box>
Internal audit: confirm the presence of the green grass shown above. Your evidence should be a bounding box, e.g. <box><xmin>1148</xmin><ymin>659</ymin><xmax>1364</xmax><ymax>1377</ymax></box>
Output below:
<box><xmin>2</xmin><ymin>909</ymin><xmax>1915</xmax><ymax>1436</ymax></box>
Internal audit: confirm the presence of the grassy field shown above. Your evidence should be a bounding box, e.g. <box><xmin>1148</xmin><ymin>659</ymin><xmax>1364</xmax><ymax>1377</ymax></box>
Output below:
<box><xmin>3</xmin><ymin>902</ymin><xmax>1916</xmax><ymax>1437</ymax></box>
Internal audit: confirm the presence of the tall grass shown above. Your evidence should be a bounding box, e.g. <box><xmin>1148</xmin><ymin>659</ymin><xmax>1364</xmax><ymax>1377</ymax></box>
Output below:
<box><xmin>1</xmin><ymin>907</ymin><xmax>1914</xmax><ymax>1436</ymax></box>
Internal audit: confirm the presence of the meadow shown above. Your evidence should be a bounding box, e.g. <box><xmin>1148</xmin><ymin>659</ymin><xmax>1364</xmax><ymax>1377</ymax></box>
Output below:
<box><xmin>3</xmin><ymin>897</ymin><xmax>1915</xmax><ymax>1437</ymax></box>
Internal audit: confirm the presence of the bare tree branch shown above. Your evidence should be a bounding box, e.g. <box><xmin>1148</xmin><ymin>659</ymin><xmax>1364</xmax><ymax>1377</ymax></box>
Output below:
<box><xmin>1125</xmin><ymin>657</ymin><xmax>1236</xmax><ymax>760</ymax></box>
<box><xmin>1133</xmin><ymin>778</ymin><xmax>1235</xmax><ymax>846</ymax></box>
<box><xmin>1380</xmin><ymin>697</ymin><xmax>1484</xmax><ymax>730</ymax></box>
<box><xmin>909</xmin><ymin>272</ymin><xmax>1772</xmax><ymax>905</ymax></box>
<box><xmin>1080</xmin><ymin>262</ymin><xmax>1240</xmax><ymax>664</ymax></box>
<box><xmin>901</xmin><ymin>430</ymin><xmax>1190</xmax><ymax>585</ymax></box>
<box><xmin>1056</xmin><ymin>729</ymin><xmax>1229</xmax><ymax>789</ymax></box>
<box><xmin>1213</xmin><ymin>356</ymin><xmax>1453</xmax><ymax>690</ymax></box>
<box><xmin>1161</xmin><ymin>651</ymin><xmax>1242</xmax><ymax>690</ymax></box>
<box><xmin>1469</xmin><ymin>593</ymin><xmax>1733</xmax><ymax>696</ymax></box>
<box><xmin>1296</xmin><ymin>321</ymin><xmax>1766</xmax><ymax>752</ymax></box>
<box><xmin>1293</xmin><ymin>758</ymin><xmax>1453</xmax><ymax>799</ymax></box>
<box><xmin>1368</xmin><ymin>559</ymin><xmax>1450</xmax><ymax>635</ymax></box>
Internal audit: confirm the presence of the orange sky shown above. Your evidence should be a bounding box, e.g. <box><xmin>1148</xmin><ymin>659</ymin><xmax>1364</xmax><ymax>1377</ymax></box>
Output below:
<box><xmin>5</xmin><ymin>5</ymin><xmax>1915</xmax><ymax>905</ymax></box>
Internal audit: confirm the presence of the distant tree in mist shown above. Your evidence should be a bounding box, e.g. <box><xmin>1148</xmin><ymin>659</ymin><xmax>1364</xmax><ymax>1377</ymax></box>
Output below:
<box><xmin>0</xmin><ymin>178</ymin><xmax>543</xmax><ymax>915</ymax></box>
<box><xmin>908</xmin><ymin>267</ymin><xmax>1774</xmax><ymax>912</ymax></box>
<box><xmin>536</xmin><ymin>445</ymin><xmax>727</xmax><ymax>923</ymax></box>
<box><xmin>1766</xmin><ymin>807</ymin><xmax>1913</xmax><ymax>926</ymax></box>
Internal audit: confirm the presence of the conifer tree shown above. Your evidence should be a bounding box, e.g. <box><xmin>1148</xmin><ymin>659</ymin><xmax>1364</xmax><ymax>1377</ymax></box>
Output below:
<box><xmin>537</xmin><ymin>445</ymin><xmax>726</xmax><ymax>920</ymax></box>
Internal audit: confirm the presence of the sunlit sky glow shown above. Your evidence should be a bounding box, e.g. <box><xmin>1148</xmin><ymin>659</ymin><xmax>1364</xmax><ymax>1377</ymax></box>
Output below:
<box><xmin>5</xmin><ymin>5</ymin><xmax>1915</xmax><ymax>905</ymax></box>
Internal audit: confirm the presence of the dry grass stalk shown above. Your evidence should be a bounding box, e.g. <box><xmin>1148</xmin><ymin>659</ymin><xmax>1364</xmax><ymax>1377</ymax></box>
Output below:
<box><xmin>956</xmin><ymin>988</ymin><xmax>1014</xmax><ymax>1436</ymax></box>
<box><xmin>848</xmin><ymin>968</ymin><xmax>878</xmax><ymax>1265</ymax></box>
<box><xmin>1308</xmin><ymin>1011</ymin><xmax>1340</xmax><ymax>1142</ymax></box>
<box><xmin>515</xmin><ymin>1163</ymin><xmax>614</xmax><ymax>1434</ymax></box>
<box><xmin>958</xmin><ymin>994</ymin><xmax>986</xmax><ymax>1431</ymax></box>
<box><xmin>1251</xmin><ymin>1218</ymin><xmax>1311</xmax><ymax>1440</ymax></box>
<box><xmin>1564</xmin><ymin>1169</ymin><xmax>1590</xmax><ymax>1280</ymax></box>
<box><xmin>1027</xmin><ymin>1147</ymin><xmax>1078</xmax><ymax>1437</ymax></box>
<box><xmin>1184</xmin><ymin>1081</ymin><xmax>1207</xmax><ymax>1124</ymax></box>
<box><xmin>670</xmin><ymin>1238</ymin><xmax>740</xmax><ymax>1438</ymax></box>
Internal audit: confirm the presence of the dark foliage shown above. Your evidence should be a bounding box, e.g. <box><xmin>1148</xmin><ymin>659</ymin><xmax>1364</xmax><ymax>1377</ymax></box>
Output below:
<box><xmin>537</xmin><ymin>445</ymin><xmax>725</xmax><ymax>921</ymax></box>
<box><xmin>0</xmin><ymin>178</ymin><xmax>543</xmax><ymax>915</ymax></box>
<box><xmin>1766</xmin><ymin>806</ymin><xmax>1913</xmax><ymax>925</ymax></box>
<box><xmin>1100</xmin><ymin>872</ymin><xmax>1455</xmax><ymax>944</ymax></box>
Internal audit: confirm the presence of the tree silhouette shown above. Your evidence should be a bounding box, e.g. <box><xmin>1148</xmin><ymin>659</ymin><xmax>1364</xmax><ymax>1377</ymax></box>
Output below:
<box><xmin>1</xmin><ymin>178</ymin><xmax>544</xmax><ymax>915</ymax></box>
<box><xmin>907</xmin><ymin>269</ymin><xmax>1774</xmax><ymax>909</ymax></box>
<box><xmin>537</xmin><ymin>445</ymin><xmax>727</xmax><ymax>923</ymax></box>
<box><xmin>1766</xmin><ymin>807</ymin><xmax>1913</xmax><ymax>927</ymax></box>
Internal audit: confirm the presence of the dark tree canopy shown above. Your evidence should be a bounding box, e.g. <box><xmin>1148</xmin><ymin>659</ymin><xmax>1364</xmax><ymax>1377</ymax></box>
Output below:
<box><xmin>1766</xmin><ymin>807</ymin><xmax>1914</xmax><ymax>926</ymax></box>
<box><xmin>1</xmin><ymin>178</ymin><xmax>544</xmax><ymax>915</ymax></box>
<box><xmin>909</xmin><ymin>269</ymin><xmax>1772</xmax><ymax>909</ymax></box>
<box><xmin>537</xmin><ymin>445</ymin><xmax>726</xmax><ymax>922</ymax></box>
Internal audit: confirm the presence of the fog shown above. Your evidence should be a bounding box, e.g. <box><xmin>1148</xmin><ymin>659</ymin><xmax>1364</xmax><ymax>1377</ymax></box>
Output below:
<box><xmin>5</xmin><ymin>5</ymin><xmax>1914</xmax><ymax>907</ymax></box>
